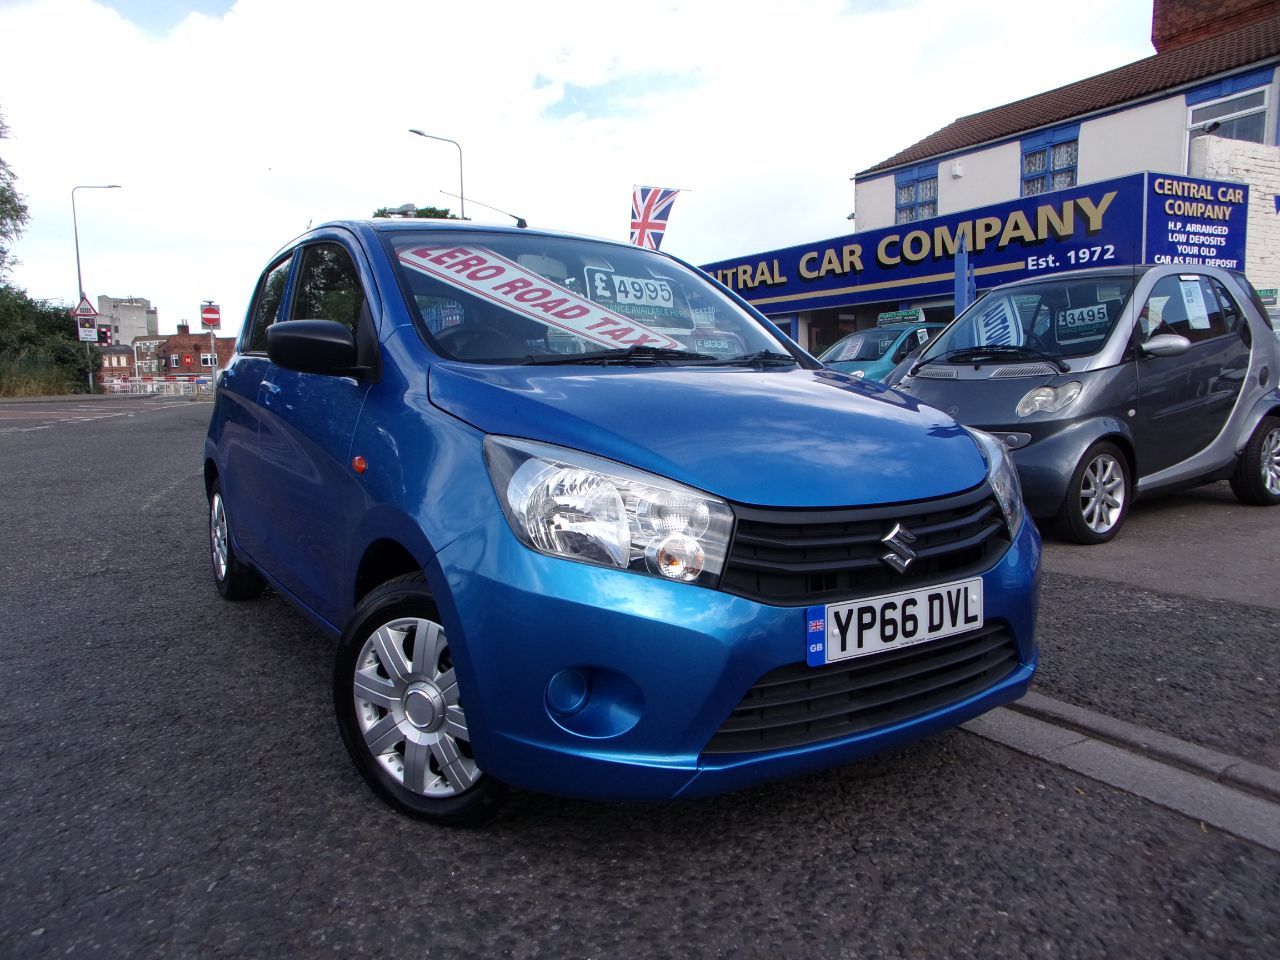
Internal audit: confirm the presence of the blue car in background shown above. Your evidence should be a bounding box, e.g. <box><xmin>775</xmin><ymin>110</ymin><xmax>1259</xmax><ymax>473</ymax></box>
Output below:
<box><xmin>819</xmin><ymin>320</ymin><xmax>946</xmax><ymax>380</ymax></box>
<box><xmin>204</xmin><ymin>221</ymin><xmax>1040</xmax><ymax>823</ymax></box>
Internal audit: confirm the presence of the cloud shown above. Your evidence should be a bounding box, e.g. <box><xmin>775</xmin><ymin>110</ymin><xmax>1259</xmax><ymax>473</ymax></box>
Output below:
<box><xmin>0</xmin><ymin>0</ymin><xmax>1154</xmax><ymax>334</ymax></box>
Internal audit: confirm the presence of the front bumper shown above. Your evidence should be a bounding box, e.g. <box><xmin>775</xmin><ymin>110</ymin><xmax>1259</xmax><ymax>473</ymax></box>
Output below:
<box><xmin>432</xmin><ymin>512</ymin><xmax>1041</xmax><ymax>802</ymax></box>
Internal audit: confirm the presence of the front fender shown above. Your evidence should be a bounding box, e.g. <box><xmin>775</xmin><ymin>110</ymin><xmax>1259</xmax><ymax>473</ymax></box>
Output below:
<box><xmin>1010</xmin><ymin>415</ymin><xmax>1134</xmax><ymax>517</ymax></box>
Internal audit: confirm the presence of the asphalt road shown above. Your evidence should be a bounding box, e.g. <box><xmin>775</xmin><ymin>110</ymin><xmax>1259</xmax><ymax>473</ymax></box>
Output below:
<box><xmin>1</xmin><ymin>400</ymin><xmax>1277</xmax><ymax>959</ymax></box>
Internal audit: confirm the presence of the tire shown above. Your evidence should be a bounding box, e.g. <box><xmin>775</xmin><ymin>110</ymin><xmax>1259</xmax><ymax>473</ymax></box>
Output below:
<box><xmin>209</xmin><ymin>478</ymin><xmax>266</xmax><ymax>600</ymax></box>
<box><xmin>333</xmin><ymin>573</ymin><xmax>505</xmax><ymax>825</ymax></box>
<box><xmin>1230</xmin><ymin>416</ymin><xmax>1280</xmax><ymax>506</ymax></box>
<box><xmin>1058</xmin><ymin>442</ymin><xmax>1130</xmax><ymax>544</ymax></box>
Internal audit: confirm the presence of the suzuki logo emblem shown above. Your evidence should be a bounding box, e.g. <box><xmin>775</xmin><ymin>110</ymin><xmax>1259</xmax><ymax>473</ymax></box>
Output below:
<box><xmin>880</xmin><ymin>522</ymin><xmax>918</xmax><ymax>573</ymax></box>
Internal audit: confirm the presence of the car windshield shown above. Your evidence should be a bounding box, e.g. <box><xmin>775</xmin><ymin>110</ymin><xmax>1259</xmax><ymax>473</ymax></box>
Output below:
<box><xmin>382</xmin><ymin>230</ymin><xmax>792</xmax><ymax>364</ymax></box>
<box><xmin>919</xmin><ymin>274</ymin><xmax>1140</xmax><ymax>363</ymax></box>
<box><xmin>819</xmin><ymin>330</ymin><xmax>899</xmax><ymax>363</ymax></box>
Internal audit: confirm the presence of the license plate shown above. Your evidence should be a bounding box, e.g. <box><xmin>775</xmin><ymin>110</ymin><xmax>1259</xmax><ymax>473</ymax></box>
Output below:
<box><xmin>806</xmin><ymin>578</ymin><xmax>983</xmax><ymax>667</ymax></box>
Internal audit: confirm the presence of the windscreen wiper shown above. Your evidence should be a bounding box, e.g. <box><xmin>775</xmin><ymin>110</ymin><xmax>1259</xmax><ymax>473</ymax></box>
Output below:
<box><xmin>912</xmin><ymin>345</ymin><xmax>1067</xmax><ymax>374</ymax></box>
<box><xmin>518</xmin><ymin>345</ymin><xmax>717</xmax><ymax>366</ymax></box>
<box><xmin>706</xmin><ymin>350</ymin><xmax>799</xmax><ymax>367</ymax></box>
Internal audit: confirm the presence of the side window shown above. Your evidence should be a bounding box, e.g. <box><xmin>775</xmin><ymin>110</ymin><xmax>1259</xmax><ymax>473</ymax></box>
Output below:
<box><xmin>1139</xmin><ymin>275</ymin><xmax>1228</xmax><ymax>345</ymax></box>
<box><xmin>292</xmin><ymin>243</ymin><xmax>367</xmax><ymax>333</ymax></box>
<box><xmin>1209</xmin><ymin>278</ymin><xmax>1244</xmax><ymax>332</ymax></box>
<box><xmin>246</xmin><ymin>257</ymin><xmax>293</xmax><ymax>353</ymax></box>
<box><xmin>891</xmin><ymin>334</ymin><xmax>915</xmax><ymax>364</ymax></box>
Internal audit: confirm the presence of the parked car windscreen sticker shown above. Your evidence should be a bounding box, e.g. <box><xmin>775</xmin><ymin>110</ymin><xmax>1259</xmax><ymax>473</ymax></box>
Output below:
<box><xmin>584</xmin><ymin>267</ymin><xmax>685</xmax><ymax>324</ymax></box>
<box><xmin>974</xmin><ymin>297</ymin><xmax>1024</xmax><ymax>346</ymax></box>
<box><xmin>1056</xmin><ymin>303</ymin><xmax>1112</xmax><ymax>344</ymax></box>
<box><xmin>398</xmin><ymin>245</ymin><xmax>681</xmax><ymax>350</ymax></box>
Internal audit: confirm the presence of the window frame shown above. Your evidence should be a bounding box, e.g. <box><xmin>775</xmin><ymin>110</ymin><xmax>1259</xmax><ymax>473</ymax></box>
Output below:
<box><xmin>1185</xmin><ymin>86</ymin><xmax>1270</xmax><ymax>167</ymax></box>
<box><xmin>894</xmin><ymin>163</ymin><xmax>939</xmax><ymax>224</ymax></box>
<box><xmin>243</xmin><ymin>253</ymin><xmax>297</xmax><ymax>355</ymax></box>
<box><xmin>1020</xmin><ymin>125</ymin><xmax>1079</xmax><ymax>197</ymax></box>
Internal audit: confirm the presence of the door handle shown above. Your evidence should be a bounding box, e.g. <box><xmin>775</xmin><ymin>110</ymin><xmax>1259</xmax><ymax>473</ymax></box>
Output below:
<box><xmin>261</xmin><ymin>380</ymin><xmax>281</xmax><ymax>404</ymax></box>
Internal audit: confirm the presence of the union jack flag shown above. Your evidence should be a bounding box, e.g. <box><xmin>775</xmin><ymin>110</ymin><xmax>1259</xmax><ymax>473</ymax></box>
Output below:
<box><xmin>630</xmin><ymin>185</ymin><xmax>680</xmax><ymax>250</ymax></box>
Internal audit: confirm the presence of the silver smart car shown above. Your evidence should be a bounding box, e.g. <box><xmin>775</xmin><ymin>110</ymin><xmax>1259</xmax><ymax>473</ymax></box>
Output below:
<box><xmin>895</xmin><ymin>265</ymin><xmax>1280</xmax><ymax>543</ymax></box>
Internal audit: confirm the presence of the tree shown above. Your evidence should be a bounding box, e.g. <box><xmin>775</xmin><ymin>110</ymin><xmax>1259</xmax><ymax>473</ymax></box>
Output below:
<box><xmin>371</xmin><ymin>205</ymin><xmax>458</xmax><ymax>219</ymax></box>
<box><xmin>0</xmin><ymin>106</ymin><xmax>31</xmax><ymax>280</ymax></box>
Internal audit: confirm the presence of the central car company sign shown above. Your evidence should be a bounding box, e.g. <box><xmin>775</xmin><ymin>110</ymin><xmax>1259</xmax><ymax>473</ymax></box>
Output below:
<box><xmin>701</xmin><ymin>173</ymin><xmax>1249</xmax><ymax>314</ymax></box>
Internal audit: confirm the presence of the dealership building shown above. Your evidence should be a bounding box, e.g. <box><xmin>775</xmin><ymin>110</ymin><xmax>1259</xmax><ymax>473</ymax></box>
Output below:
<box><xmin>704</xmin><ymin>0</ymin><xmax>1280</xmax><ymax>355</ymax></box>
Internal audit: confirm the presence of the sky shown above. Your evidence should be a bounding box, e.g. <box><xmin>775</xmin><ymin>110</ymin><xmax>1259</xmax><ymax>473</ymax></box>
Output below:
<box><xmin>0</xmin><ymin>0</ymin><xmax>1158</xmax><ymax>336</ymax></box>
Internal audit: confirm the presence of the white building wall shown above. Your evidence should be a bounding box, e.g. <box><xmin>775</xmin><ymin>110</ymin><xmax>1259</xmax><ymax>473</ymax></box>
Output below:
<box><xmin>1078</xmin><ymin>96</ymin><xmax>1189</xmax><ymax>182</ymax></box>
<box><xmin>852</xmin><ymin>175</ymin><xmax>895</xmax><ymax>232</ymax></box>
<box><xmin>936</xmin><ymin>141</ymin><xmax>1021</xmax><ymax>214</ymax></box>
<box><xmin>1190</xmin><ymin>136</ymin><xmax>1280</xmax><ymax>294</ymax></box>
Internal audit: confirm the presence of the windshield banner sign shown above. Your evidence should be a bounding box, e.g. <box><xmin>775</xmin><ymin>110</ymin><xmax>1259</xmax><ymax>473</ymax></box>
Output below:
<box><xmin>399</xmin><ymin>245</ymin><xmax>681</xmax><ymax>350</ymax></box>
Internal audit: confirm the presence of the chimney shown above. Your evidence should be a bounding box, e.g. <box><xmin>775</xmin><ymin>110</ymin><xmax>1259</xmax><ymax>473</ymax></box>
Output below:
<box><xmin>1152</xmin><ymin>0</ymin><xmax>1278</xmax><ymax>52</ymax></box>
<box><xmin>177</xmin><ymin>322</ymin><xmax>190</xmax><ymax>335</ymax></box>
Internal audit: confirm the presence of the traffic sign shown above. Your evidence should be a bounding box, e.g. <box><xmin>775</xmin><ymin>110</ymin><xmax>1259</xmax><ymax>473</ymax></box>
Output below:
<box><xmin>77</xmin><ymin>317</ymin><xmax>98</xmax><ymax>343</ymax></box>
<box><xmin>200</xmin><ymin>303</ymin><xmax>221</xmax><ymax>328</ymax></box>
<box><xmin>71</xmin><ymin>296</ymin><xmax>98</xmax><ymax>318</ymax></box>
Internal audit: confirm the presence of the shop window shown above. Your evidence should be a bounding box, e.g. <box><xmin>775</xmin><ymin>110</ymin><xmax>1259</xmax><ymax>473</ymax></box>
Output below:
<box><xmin>1021</xmin><ymin>125</ymin><xmax>1078</xmax><ymax>197</ymax></box>
<box><xmin>894</xmin><ymin>164</ymin><xmax>939</xmax><ymax>224</ymax></box>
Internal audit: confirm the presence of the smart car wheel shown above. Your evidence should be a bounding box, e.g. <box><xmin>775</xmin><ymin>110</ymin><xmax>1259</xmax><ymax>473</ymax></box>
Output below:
<box><xmin>1059</xmin><ymin>442</ymin><xmax>1129</xmax><ymax>544</ymax></box>
<box><xmin>333</xmin><ymin>573</ymin><xmax>505</xmax><ymax>825</ymax></box>
<box><xmin>1230</xmin><ymin>416</ymin><xmax>1280</xmax><ymax>506</ymax></box>
<box><xmin>209</xmin><ymin>479</ymin><xmax>266</xmax><ymax>600</ymax></box>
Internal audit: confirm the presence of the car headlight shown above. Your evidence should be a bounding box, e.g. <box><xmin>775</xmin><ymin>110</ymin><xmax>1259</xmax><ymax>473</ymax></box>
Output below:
<box><xmin>1016</xmin><ymin>381</ymin><xmax>1081</xmax><ymax>418</ymax></box>
<box><xmin>484</xmin><ymin>436</ymin><xmax>735</xmax><ymax>586</ymax></box>
<box><xmin>967</xmin><ymin>428</ymin><xmax>1025</xmax><ymax>537</ymax></box>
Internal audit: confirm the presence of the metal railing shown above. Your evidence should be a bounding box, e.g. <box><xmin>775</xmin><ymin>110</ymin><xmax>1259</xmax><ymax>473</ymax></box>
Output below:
<box><xmin>103</xmin><ymin>378</ymin><xmax>215</xmax><ymax>399</ymax></box>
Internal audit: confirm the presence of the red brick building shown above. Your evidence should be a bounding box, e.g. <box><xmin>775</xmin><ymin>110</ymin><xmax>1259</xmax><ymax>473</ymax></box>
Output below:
<box><xmin>157</xmin><ymin>324</ymin><xmax>237</xmax><ymax>379</ymax></box>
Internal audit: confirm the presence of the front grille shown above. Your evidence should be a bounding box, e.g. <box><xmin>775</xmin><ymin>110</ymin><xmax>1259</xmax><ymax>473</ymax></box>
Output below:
<box><xmin>722</xmin><ymin>484</ymin><xmax>1009</xmax><ymax>606</ymax></box>
<box><xmin>702</xmin><ymin>623</ymin><xmax>1019</xmax><ymax>755</ymax></box>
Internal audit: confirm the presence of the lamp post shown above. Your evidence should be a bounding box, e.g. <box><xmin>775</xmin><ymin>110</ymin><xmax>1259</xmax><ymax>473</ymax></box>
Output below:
<box><xmin>408</xmin><ymin>129</ymin><xmax>464</xmax><ymax>220</ymax></box>
<box><xmin>71</xmin><ymin>184</ymin><xmax>121</xmax><ymax>392</ymax></box>
<box><xmin>71</xmin><ymin>184</ymin><xmax>122</xmax><ymax>299</ymax></box>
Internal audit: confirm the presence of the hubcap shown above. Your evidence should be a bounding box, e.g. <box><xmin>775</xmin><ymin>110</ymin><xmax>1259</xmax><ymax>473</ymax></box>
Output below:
<box><xmin>1262</xmin><ymin>429</ymin><xmax>1280</xmax><ymax>496</ymax></box>
<box><xmin>1079</xmin><ymin>453</ymin><xmax>1125</xmax><ymax>534</ymax></box>
<box><xmin>210</xmin><ymin>494</ymin><xmax>229</xmax><ymax>581</ymax></box>
<box><xmin>352</xmin><ymin>616</ymin><xmax>480</xmax><ymax>798</ymax></box>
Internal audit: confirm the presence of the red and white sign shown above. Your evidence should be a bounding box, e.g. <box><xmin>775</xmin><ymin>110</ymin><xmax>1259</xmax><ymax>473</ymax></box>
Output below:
<box><xmin>182</xmin><ymin>354</ymin><xmax>194</xmax><ymax>367</ymax></box>
<box><xmin>398</xmin><ymin>245</ymin><xmax>680</xmax><ymax>350</ymax></box>
<box><xmin>200</xmin><ymin>303</ymin><xmax>221</xmax><ymax>328</ymax></box>
<box><xmin>71</xmin><ymin>296</ymin><xmax>99</xmax><ymax>318</ymax></box>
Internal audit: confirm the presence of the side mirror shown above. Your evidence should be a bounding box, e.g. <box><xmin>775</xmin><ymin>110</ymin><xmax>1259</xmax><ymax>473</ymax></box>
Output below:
<box><xmin>267</xmin><ymin>319</ymin><xmax>365</xmax><ymax>376</ymax></box>
<box><xmin>1139</xmin><ymin>333</ymin><xmax>1191</xmax><ymax>359</ymax></box>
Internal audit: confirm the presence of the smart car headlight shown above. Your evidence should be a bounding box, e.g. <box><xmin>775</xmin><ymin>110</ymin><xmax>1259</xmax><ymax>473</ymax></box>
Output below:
<box><xmin>1016</xmin><ymin>381</ymin><xmax>1081</xmax><ymax>418</ymax></box>
<box><xmin>484</xmin><ymin>436</ymin><xmax>734</xmax><ymax>586</ymax></box>
<box><xmin>967</xmin><ymin>428</ymin><xmax>1025</xmax><ymax>537</ymax></box>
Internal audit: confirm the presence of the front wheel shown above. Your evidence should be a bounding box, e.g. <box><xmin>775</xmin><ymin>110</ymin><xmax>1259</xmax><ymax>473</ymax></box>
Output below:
<box><xmin>209</xmin><ymin>478</ymin><xmax>266</xmax><ymax>600</ymax></box>
<box><xmin>333</xmin><ymin>573</ymin><xmax>505</xmax><ymax>825</ymax></box>
<box><xmin>1230</xmin><ymin>416</ymin><xmax>1280</xmax><ymax>506</ymax></box>
<box><xmin>1058</xmin><ymin>442</ymin><xmax>1130</xmax><ymax>544</ymax></box>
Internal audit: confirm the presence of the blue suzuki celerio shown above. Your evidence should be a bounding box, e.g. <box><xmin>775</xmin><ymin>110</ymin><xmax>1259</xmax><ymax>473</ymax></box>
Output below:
<box><xmin>204</xmin><ymin>220</ymin><xmax>1040</xmax><ymax>824</ymax></box>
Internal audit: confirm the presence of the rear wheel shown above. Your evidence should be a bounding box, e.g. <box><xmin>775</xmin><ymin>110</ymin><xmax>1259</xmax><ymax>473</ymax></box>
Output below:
<box><xmin>333</xmin><ymin>573</ymin><xmax>505</xmax><ymax>825</ymax></box>
<box><xmin>1230</xmin><ymin>416</ymin><xmax>1280</xmax><ymax>506</ymax></box>
<box><xmin>1058</xmin><ymin>442</ymin><xmax>1130</xmax><ymax>544</ymax></box>
<box><xmin>209</xmin><ymin>478</ymin><xmax>266</xmax><ymax>600</ymax></box>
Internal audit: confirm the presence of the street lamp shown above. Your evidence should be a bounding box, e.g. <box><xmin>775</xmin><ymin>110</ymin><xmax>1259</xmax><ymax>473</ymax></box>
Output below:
<box><xmin>408</xmin><ymin>129</ymin><xmax>464</xmax><ymax>220</ymax></box>
<box><xmin>71</xmin><ymin>184</ymin><xmax>122</xmax><ymax>299</ymax></box>
<box><xmin>71</xmin><ymin>184</ymin><xmax>121</xmax><ymax>392</ymax></box>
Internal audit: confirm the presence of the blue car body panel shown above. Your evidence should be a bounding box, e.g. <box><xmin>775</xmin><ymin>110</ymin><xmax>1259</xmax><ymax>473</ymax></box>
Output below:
<box><xmin>205</xmin><ymin>220</ymin><xmax>1040</xmax><ymax>802</ymax></box>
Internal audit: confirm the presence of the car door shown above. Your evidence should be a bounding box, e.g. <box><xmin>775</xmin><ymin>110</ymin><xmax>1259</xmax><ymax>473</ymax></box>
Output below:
<box><xmin>1133</xmin><ymin>273</ymin><xmax>1250</xmax><ymax>475</ymax></box>
<box><xmin>217</xmin><ymin>254</ymin><xmax>294</xmax><ymax>567</ymax></box>
<box><xmin>252</xmin><ymin>235</ymin><xmax>379</xmax><ymax>625</ymax></box>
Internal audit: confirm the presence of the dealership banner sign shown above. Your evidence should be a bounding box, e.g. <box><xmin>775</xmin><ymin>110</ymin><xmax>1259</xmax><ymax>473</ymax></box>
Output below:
<box><xmin>701</xmin><ymin>173</ymin><xmax>1248</xmax><ymax>314</ymax></box>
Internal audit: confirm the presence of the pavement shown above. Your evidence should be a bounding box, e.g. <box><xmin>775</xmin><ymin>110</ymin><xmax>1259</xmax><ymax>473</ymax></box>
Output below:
<box><xmin>0</xmin><ymin>402</ymin><xmax>1276</xmax><ymax>959</ymax></box>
